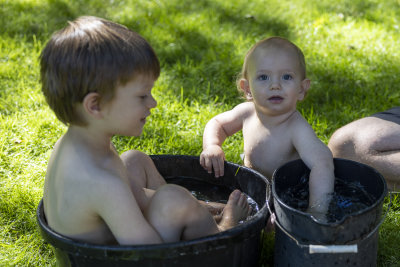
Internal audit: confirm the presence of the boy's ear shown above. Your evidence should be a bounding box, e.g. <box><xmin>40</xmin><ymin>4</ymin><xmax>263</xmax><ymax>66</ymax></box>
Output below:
<box><xmin>298</xmin><ymin>78</ymin><xmax>311</xmax><ymax>101</ymax></box>
<box><xmin>82</xmin><ymin>92</ymin><xmax>103</xmax><ymax>119</ymax></box>
<box><xmin>239</xmin><ymin>79</ymin><xmax>253</xmax><ymax>100</ymax></box>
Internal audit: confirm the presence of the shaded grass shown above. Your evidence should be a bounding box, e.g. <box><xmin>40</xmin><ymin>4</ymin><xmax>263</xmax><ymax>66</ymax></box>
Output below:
<box><xmin>1</xmin><ymin>0</ymin><xmax>399</xmax><ymax>266</ymax></box>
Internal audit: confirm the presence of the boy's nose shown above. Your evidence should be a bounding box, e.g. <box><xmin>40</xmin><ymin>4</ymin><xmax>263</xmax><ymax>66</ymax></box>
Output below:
<box><xmin>149</xmin><ymin>95</ymin><xmax>157</xmax><ymax>108</ymax></box>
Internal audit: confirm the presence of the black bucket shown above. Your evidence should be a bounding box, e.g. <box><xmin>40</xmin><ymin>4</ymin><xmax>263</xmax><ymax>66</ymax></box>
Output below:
<box><xmin>37</xmin><ymin>155</ymin><xmax>270</xmax><ymax>267</ymax></box>
<box><xmin>272</xmin><ymin>158</ymin><xmax>387</xmax><ymax>267</ymax></box>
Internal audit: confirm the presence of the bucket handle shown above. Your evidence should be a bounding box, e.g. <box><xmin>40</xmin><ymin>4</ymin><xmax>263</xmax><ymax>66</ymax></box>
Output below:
<box><xmin>269</xmin><ymin>192</ymin><xmax>393</xmax><ymax>254</ymax></box>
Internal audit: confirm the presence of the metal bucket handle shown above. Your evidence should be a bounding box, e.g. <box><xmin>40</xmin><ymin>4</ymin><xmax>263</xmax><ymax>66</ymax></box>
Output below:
<box><xmin>267</xmin><ymin>191</ymin><xmax>393</xmax><ymax>254</ymax></box>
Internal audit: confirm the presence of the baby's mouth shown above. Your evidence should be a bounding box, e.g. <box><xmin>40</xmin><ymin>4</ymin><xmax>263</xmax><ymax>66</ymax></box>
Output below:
<box><xmin>268</xmin><ymin>96</ymin><xmax>283</xmax><ymax>102</ymax></box>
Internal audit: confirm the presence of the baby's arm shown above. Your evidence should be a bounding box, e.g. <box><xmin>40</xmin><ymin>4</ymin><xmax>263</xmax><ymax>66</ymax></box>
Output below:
<box><xmin>292</xmin><ymin>117</ymin><xmax>335</xmax><ymax>219</ymax></box>
<box><xmin>92</xmin><ymin>174</ymin><xmax>163</xmax><ymax>245</ymax></box>
<box><xmin>200</xmin><ymin>104</ymin><xmax>247</xmax><ymax>177</ymax></box>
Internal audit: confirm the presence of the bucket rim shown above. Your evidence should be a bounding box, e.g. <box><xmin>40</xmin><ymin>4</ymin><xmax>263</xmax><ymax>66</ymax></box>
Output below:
<box><xmin>36</xmin><ymin>155</ymin><xmax>271</xmax><ymax>253</ymax></box>
<box><xmin>37</xmin><ymin>198</ymin><xmax>268</xmax><ymax>252</ymax></box>
<box><xmin>272</xmin><ymin>158</ymin><xmax>387</xmax><ymax>226</ymax></box>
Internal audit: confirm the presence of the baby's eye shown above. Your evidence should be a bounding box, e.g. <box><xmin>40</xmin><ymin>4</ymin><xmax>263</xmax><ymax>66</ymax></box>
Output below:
<box><xmin>258</xmin><ymin>74</ymin><xmax>269</xmax><ymax>81</ymax></box>
<box><xmin>282</xmin><ymin>74</ymin><xmax>293</xmax><ymax>80</ymax></box>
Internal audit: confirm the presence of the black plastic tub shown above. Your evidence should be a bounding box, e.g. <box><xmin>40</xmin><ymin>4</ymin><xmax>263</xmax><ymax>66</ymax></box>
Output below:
<box><xmin>37</xmin><ymin>155</ymin><xmax>270</xmax><ymax>267</ymax></box>
<box><xmin>272</xmin><ymin>158</ymin><xmax>387</xmax><ymax>267</ymax></box>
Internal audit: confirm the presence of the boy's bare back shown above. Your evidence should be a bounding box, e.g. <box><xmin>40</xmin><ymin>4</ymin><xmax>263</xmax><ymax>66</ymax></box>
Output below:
<box><xmin>43</xmin><ymin>130</ymin><xmax>154</xmax><ymax>244</ymax></box>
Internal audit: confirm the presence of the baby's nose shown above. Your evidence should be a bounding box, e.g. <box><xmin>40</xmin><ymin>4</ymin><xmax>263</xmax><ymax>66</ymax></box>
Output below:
<box><xmin>270</xmin><ymin>81</ymin><xmax>281</xmax><ymax>90</ymax></box>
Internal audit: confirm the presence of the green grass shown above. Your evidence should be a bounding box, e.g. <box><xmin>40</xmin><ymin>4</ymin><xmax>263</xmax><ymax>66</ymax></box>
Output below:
<box><xmin>1</xmin><ymin>0</ymin><xmax>399</xmax><ymax>266</ymax></box>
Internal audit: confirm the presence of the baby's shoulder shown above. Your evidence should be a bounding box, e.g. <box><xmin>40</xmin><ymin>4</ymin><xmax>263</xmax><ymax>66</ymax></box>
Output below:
<box><xmin>236</xmin><ymin>101</ymin><xmax>255</xmax><ymax>110</ymax></box>
<box><xmin>286</xmin><ymin>111</ymin><xmax>317</xmax><ymax>140</ymax></box>
<box><xmin>287</xmin><ymin>111</ymin><xmax>311</xmax><ymax>127</ymax></box>
<box><xmin>232</xmin><ymin>102</ymin><xmax>255</xmax><ymax>116</ymax></box>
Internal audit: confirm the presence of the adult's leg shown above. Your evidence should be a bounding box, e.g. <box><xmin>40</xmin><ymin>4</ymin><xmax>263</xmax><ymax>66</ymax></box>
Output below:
<box><xmin>145</xmin><ymin>184</ymin><xmax>250</xmax><ymax>242</ymax></box>
<box><xmin>328</xmin><ymin>117</ymin><xmax>400</xmax><ymax>191</ymax></box>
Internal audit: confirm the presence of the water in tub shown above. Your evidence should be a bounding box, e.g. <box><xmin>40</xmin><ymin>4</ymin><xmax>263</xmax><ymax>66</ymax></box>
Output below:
<box><xmin>279</xmin><ymin>174</ymin><xmax>377</xmax><ymax>223</ymax></box>
<box><xmin>166</xmin><ymin>176</ymin><xmax>259</xmax><ymax>222</ymax></box>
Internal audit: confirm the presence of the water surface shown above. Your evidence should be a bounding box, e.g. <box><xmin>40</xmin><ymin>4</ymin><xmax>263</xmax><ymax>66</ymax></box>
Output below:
<box><xmin>279</xmin><ymin>174</ymin><xmax>377</xmax><ymax>223</ymax></box>
<box><xmin>166</xmin><ymin>176</ymin><xmax>259</xmax><ymax>220</ymax></box>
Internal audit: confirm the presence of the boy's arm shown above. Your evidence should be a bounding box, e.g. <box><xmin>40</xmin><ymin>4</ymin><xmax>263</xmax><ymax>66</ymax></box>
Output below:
<box><xmin>291</xmin><ymin>117</ymin><xmax>335</xmax><ymax>219</ymax></box>
<box><xmin>200</xmin><ymin>104</ymin><xmax>247</xmax><ymax>177</ymax></box>
<box><xmin>92</xmin><ymin>175</ymin><xmax>163</xmax><ymax>245</ymax></box>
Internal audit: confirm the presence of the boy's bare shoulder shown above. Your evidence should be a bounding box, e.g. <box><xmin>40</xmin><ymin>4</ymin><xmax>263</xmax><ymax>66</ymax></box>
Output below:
<box><xmin>64</xmin><ymin>153</ymin><xmax>130</xmax><ymax>199</ymax></box>
<box><xmin>45</xmin><ymin>135</ymin><xmax>131</xmax><ymax>210</ymax></box>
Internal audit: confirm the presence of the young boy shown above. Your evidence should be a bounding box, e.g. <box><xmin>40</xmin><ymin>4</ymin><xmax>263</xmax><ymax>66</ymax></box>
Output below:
<box><xmin>40</xmin><ymin>16</ymin><xmax>250</xmax><ymax>245</ymax></box>
<box><xmin>200</xmin><ymin>37</ymin><xmax>335</xmax><ymax>219</ymax></box>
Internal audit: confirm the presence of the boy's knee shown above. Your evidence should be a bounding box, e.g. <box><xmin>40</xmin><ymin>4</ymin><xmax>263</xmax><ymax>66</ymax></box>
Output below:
<box><xmin>150</xmin><ymin>184</ymin><xmax>198</xmax><ymax>218</ymax></box>
<box><xmin>121</xmin><ymin>149</ymin><xmax>147</xmax><ymax>161</ymax></box>
<box><xmin>121</xmin><ymin>150</ymin><xmax>152</xmax><ymax>168</ymax></box>
<box><xmin>156</xmin><ymin>184</ymin><xmax>193</xmax><ymax>202</ymax></box>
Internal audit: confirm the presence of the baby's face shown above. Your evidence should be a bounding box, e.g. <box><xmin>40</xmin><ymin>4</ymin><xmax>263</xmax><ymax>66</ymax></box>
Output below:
<box><xmin>245</xmin><ymin>47</ymin><xmax>309</xmax><ymax>116</ymax></box>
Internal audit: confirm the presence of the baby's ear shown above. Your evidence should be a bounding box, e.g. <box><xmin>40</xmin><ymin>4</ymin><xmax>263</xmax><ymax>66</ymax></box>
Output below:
<box><xmin>239</xmin><ymin>79</ymin><xmax>253</xmax><ymax>100</ymax></box>
<box><xmin>298</xmin><ymin>78</ymin><xmax>311</xmax><ymax>101</ymax></box>
<box><xmin>82</xmin><ymin>92</ymin><xmax>102</xmax><ymax>119</ymax></box>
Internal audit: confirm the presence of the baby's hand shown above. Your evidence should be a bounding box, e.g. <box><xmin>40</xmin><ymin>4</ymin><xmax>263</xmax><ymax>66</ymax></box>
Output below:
<box><xmin>307</xmin><ymin>208</ymin><xmax>328</xmax><ymax>223</ymax></box>
<box><xmin>307</xmin><ymin>195</ymin><xmax>332</xmax><ymax>223</ymax></box>
<box><xmin>200</xmin><ymin>145</ymin><xmax>225</xmax><ymax>177</ymax></box>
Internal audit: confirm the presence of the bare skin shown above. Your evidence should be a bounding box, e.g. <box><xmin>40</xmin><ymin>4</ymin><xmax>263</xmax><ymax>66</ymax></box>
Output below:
<box><xmin>200</xmin><ymin>41</ymin><xmax>335</xmax><ymax>218</ymax></box>
<box><xmin>43</xmin><ymin>75</ymin><xmax>250</xmax><ymax>245</ymax></box>
<box><xmin>329</xmin><ymin>116</ymin><xmax>400</xmax><ymax>191</ymax></box>
<box><xmin>120</xmin><ymin>150</ymin><xmax>227</xmax><ymax>217</ymax></box>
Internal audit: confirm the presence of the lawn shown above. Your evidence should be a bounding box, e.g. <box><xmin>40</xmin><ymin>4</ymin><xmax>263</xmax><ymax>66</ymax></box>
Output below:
<box><xmin>1</xmin><ymin>0</ymin><xmax>399</xmax><ymax>266</ymax></box>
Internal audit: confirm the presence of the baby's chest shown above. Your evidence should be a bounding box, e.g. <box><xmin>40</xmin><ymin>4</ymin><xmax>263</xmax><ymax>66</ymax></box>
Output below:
<box><xmin>246</xmin><ymin>137</ymin><xmax>294</xmax><ymax>160</ymax></box>
<box><xmin>243</xmin><ymin>130</ymin><xmax>297</xmax><ymax>176</ymax></box>
<box><xmin>243</xmin><ymin>125</ymin><xmax>293</xmax><ymax>152</ymax></box>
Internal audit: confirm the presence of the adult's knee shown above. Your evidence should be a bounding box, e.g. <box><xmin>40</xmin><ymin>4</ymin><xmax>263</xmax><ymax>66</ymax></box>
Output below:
<box><xmin>328</xmin><ymin>126</ymin><xmax>357</xmax><ymax>158</ymax></box>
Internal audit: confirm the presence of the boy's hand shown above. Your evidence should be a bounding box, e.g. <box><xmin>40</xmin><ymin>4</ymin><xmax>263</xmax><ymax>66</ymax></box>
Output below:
<box><xmin>200</xmin><ymin>145</ymin><xmax>225</xmax><ymax>177</ymax></box>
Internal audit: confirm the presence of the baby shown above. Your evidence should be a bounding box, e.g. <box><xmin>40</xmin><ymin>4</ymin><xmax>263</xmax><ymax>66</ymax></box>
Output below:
<box><xmin>40</xmin><ymin>16</ymin><xmax>250</xmax><ymax>245</ymax></box>
<box><xmin>200</xmin><ymin>37</ymin><xmax>335</xmax><ymax>219</ymax></box>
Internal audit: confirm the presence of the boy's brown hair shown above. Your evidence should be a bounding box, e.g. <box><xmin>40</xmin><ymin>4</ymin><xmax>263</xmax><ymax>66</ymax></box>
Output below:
<box><xmin>236</xmin><ymin>36</ymin><xmax>306</xmax><ymax>96</ymax></box>
<box><xmin>40</xmin><ymin>16</ymin><xmax>160</xmax><ymax>126</ymax></box>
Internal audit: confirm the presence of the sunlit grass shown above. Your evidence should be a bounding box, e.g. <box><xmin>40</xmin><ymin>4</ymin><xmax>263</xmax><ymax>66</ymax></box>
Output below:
<box><xmin>1</xmin><ymin>0</ymin><xmax>399</xmax><ymax>266</ymax></box>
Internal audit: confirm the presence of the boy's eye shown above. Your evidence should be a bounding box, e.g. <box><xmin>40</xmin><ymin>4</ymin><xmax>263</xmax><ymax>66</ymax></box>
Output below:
<box><xmin>258</xmin><ymin>74</ymin><xmax>269</xmax><ymax>81</ymax></box>
<box><xmin>282</xmin><ymin>74</ymin><xmax>293</xmax><ymax>80</ymax></box>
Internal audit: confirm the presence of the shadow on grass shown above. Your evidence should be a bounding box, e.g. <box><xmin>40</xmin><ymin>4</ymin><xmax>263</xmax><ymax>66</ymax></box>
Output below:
<box><xmin>305</xmin><ymin>51</ymin><xmax>400</xmax><ymax>130</ymax></box>
<box><xmin>129</xmin><ymin>0</ymin><xmax>294</xmax><ymax>105</ymax></box>
<box><xmin>2</xmin><ymin>0</ymin><xmax>399</xmax><ymax>125</ymax></box>
<box><xmin>1</xmin><ymin>0</ymin><xmax>74</xmax><ymax>38</ymax></box>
